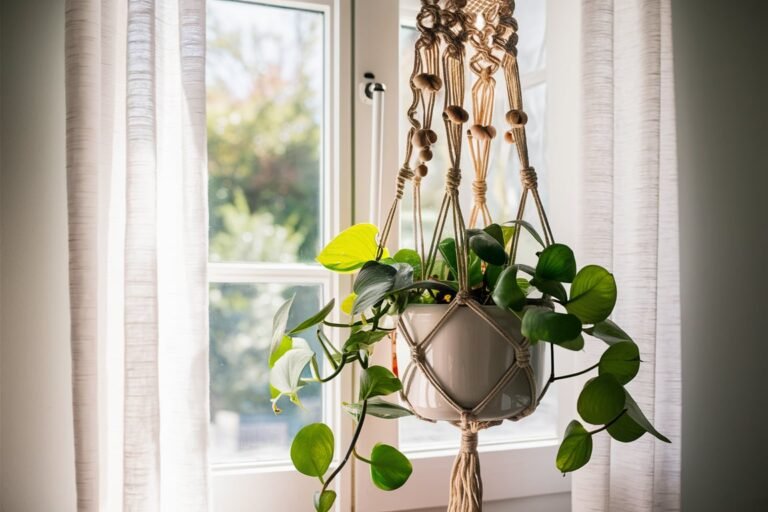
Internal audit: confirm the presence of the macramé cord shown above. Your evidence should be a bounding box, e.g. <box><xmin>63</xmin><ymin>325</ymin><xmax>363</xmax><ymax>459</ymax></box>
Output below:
<box><xmin>376</xmin><ymin>1</ymin><xmax>555</xmax><ymax>511</ymax></box>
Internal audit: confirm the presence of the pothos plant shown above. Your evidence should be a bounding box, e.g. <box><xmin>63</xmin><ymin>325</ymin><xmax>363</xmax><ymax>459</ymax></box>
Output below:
<box><xmin>268</xmin><ymin>221</ymin><xmax>669</xmax><ymax>511</ymax></box>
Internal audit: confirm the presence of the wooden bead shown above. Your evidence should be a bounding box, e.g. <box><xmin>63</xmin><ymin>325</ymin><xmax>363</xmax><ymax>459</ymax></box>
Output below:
<box><xmin>425</xmin><ymin>129</ymin><xmax>438</xmax><ymax>144</ymax></box>
<box><xmin>416</xmin><ymin>164</ymin><xmax>429</xmax><ymax>177</ymax></box>
<box><xmin>453</xmin><ymin>0</ymin><xmax>467</xmax><ymax>8</ymax></box>
<box><xmin>411</xmin><ymin>129</ymin><xmax>430</xmax><ymax>149</ymax></box>
<box><xmin>469</xmin><ymin>124</ymin><xmax>497</xmax><ymax>141</ymax></box>
<box><xmin>443</xmin><ymin>105</ymin><xmax>469</xmax><ymax>124</ymax></box>
<box><xmin>504</xmin><ymin>130</ymin><xmax>515</xmax><ymax>144</ymax></box>
<box><xmin>505</xmin><ymin>109</ymin><xmax>528</xmax><ymax>127</ymax></box>
<box><xmin>413</xmin><ymin>73</ymin><xmax>443</xmax><ymax>92</ymax></box>
<box><xmin>419</xmin><ymin>148</ymin><xmax>433</xmax><ymax>162</ymax></box>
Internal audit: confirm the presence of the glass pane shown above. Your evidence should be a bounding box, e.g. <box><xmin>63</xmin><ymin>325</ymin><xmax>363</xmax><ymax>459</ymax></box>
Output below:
<box><xmin>515</xmin><ymin>0</ymin><xmax>547</xmax><ymax>74</ymax></box>
<box><xmin>209</xmin><ymin>283</ymin><xmax>324</xmax><ymax>464</ymax></box>
<box><xmin>207</xmin><ymin>1</ymin><xmax>325</xmax><ymax>264</ymax></box>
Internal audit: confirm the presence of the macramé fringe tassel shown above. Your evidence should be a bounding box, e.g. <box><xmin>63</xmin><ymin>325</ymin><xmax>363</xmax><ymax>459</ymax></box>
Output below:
<box><xmin>447</xmin><ymin>426</ymin><xmax>483</xmax><ymax>512</ymax></box>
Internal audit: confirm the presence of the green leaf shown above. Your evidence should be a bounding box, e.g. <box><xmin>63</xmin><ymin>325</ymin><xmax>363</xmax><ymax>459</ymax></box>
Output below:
<box><xmin>288</xmin><ymin>299</ymin><xmax>335</xmax><ymax>335</ymax></box>
<box><xmin>469</xmin><ymin>231</ymin><xmax>507</xmax><ymax>266</ymax></box>
<box><xmin>566</xmin><ymin>265</ymin><xmax>617</xmax><ymax>324</ymax></box>
<box><xmin>559</xmin><ymin>334</ymin><xmax>585</xmax><ymax>351</ymax></box>
<box><xmin>316</xmin><ymin>223</ymin><xmax>387</xmax><ymax>273</ymax></box>
<box><xmin>353</xmin><ymin>261</ymin><xmax>397</xmax><ymax>314</ymax></box>
<box><xmin>492</xmin><ymin>266</ymin><xmax>526</xmax><ymax>311</ymax></box>
<box><xmin>585</xmin><ymin>319</ymin><xmax>632</xmax><ymax>345</ymax></box>
<box><xmin>269</xmin><ymin>335</ymin><xmax>293</xmax><ymax>369</ymax></box>
<box><xmin>359</xmin><ymin>366</ymin><xmax>402</xmax><ymax>400</ymax></box>
<box><xmin>521</xmin><ymin>307</ymin><xmax>582</xmax><ymax>343</ymax></box>
<box><xmin>392</xmin><ymin>262</ymin><xmax>414</xmax><ymax>291</ymax></box>
<box><xmin>530</xmin><ymin>277</ymin><xmax>568</xmax><ymax>303</ymax></box>
<box><xmin>623</xmin><ymin>391</ymin><xmax>671</xmax><ymax>443</ymax></box>
<box><xmin>483</xmin><ymin>223</ymin><xmax>505</xmax><ymax>245</ymax></box>
<box><xmin>535</xmin><ymin>243</ymin><xmax>577</xmax><ymax>283</ymax></box>
<box><xmin>269</xmin><ymin>296</ymin><xmax>295</xmax><ymax>366</ymax></box>
<box><xmin>577</xmin><ymin>374</ymin><xmax>626</xmax><ymax>425</ymax></box>
<box><xmin>438</xmin><ymin>238</ymin><xmax>458</xmax><ymax>278</ymax></box>
<box><xmin>290</xmin><ymin>423</ymin><xmax>334</xmax><ymax>478</ymax></box>
<box><xmin>270</xmin><ymin>342</ymin><xmax>315</xmax><ymax>411</ymax></box>
<box><xmin>369</xmin><ymin>444</ymin><xmax>413</xmax><ymax>490</ymax></box>
<box><xmin>484</xmin><ymin>264</ymin><xmax>503</xmax><ymax>289</ymax></box>
<box><xmin>599</xmin><ymin>341</ymin><xmax>640</xmax><ymax>385</ymax></box>
<box><xmin>556</xmin><ymin>420</ymin><xmax>593</xmax><ymax>473</ymax></box>
<box><xmin>393</xmin><ymin>248</ymin><xmax>422</xmax><ymax>278</ymax></box>
<box><xmin>314</xmin><ymin>490</ymin><xmax>336</xmax><ymax>512</ymax></box>
<box><xmin>342</xmin><ymin>329</ymin><xmax>392</xmax><ymax>352</ymax></box>
<box><xmin>469</xmin><ymin>252</ymin><xmax>483</xmax><ymax>287</ymax></box>
<box><xmin>500</xmin><ymin>225</ymin><xmax>516</xmax><ymax>246</ymax></box>
<box><xmin>606</xmin><ymin>410</ymin><xmax>646</xmax><ymax>443</ymax></box>
<box><xmin>343</xmin><ymin>397</ymin><xmax>413</xmax><ymax>421</ymax></box>
<box><xmin>502</xmin><ymin>219</ymin><xmax>546</xmax><ymax>247</ymax></box>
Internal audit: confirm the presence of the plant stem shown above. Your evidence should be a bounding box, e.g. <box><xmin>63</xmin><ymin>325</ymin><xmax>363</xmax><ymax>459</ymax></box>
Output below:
<box><xmin>303</xmin><ymin>355</ymin><xmax>348</xmax><ymax>384</ymax></box>
<box><xmin>553</xmin><ymin>362</ymin><xmax>600</xmax><ymax>382</ymax></box>
<box><xmin>322</xmin><ymin>400</ymin><xmax>368</xmax><ymax>495</ymax></box>
<box><xmin>352</xmin><ymin>449</ymin><xmax>372</xmax><ymax>465</ymax></box>
<box><xmin>316</xmin><ymin>328</ymin><xmax>340</xmax><ymax>370</ymax></box>
<box><xmin>536</xmin><ymin>343</ymin><xmax>556</xmax><ymax>406</ymax></box>
<box><xmin>589</xmin><ymin>409</ymin><xmax>627</xmax><ymax>435</ymax></box>
<box><xmin>324</xmin><ymin>320</ymin><xmax>359</xmax><ymax>328</ymax></box>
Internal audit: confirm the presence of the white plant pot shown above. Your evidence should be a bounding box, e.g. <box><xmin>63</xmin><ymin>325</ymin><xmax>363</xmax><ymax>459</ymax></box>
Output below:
<box><xmin>398</xmin><ymin>303</ymin><xmax>546</xmax><ymax>422</ymax></box>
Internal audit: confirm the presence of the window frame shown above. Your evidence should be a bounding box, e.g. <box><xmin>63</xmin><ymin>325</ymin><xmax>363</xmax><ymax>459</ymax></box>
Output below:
<box><xmin>207</xmin><ymin>0</ymin><xmax>355</xmax><ymax>510</ymax></box>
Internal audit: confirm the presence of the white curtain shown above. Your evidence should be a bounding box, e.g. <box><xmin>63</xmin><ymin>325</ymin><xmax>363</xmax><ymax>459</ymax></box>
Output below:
<box><xmin>573</xmin><ymin>0</ymin><xmax>681</xmax><ymax>511</ymax></box>
<box><xmin>65</xmin><ymin>0</ymin><xmax>209</xmax><ymax>510</ymax></box>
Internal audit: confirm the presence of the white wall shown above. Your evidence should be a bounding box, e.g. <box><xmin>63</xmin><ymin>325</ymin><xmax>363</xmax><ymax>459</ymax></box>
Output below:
<box><xmin>0</xmin><ymin>0</ymin><xmax>77</xmax><ymax>510</ymax></box>
<box><xmin>672</xmin><ymin>0</ymin><xmax>768</xmax><ymax>511</ymax></box>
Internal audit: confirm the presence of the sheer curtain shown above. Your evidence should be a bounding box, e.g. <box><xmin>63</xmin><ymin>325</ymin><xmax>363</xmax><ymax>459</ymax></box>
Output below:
<box><xmin>65</xmin><ymin>0</ymin><xmax>209</xmax><ymax>510</ymax></box>
<box><xmin>573</xmin><ymin>0</ymin><xmax>681</xmax><ymax>511</ymax></box>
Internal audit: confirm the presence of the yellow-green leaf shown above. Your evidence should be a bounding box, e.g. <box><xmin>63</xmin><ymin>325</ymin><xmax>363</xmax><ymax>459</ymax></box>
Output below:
<box><xmin>341</xmin><ymin>293</ymin><xmax>357</xmax><ymax>315</ymax></box>
<box><xmin>316</xmin><ymin>223</ymin><xmax>387</xmax><ymax>273</ymax></box>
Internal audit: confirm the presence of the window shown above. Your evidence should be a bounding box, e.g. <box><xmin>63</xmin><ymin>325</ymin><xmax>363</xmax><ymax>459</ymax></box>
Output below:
<box><xmin>206</xmin><ymin>0</ymin><xmax>353</xmax><ymax>509</ymax></box>
<box><xmin>207</xmin><ymin>0</ymin><xmax>329</xmax><ymax>466</ymax></box>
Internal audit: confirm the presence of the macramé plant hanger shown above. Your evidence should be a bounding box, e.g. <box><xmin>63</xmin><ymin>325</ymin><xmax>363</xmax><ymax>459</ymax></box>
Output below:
<box><xmin>267</xmin><ymin>1</ymin><xmax>670</xmax><ymax>511</ymax></box>
<box><xmin>377</xmin><ymin>0</ymin><xmax>552</xmax><ymax>508</ymax></box>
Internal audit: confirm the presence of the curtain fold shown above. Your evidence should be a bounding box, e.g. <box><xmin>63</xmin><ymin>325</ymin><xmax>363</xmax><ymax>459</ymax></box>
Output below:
<box><xmin>574</xmin><ymin>0</ymin><xmax>681</xmax><ymax>511</ymax></box>
<box><xmin>65</xmin><ymin>0</ymin><xmax>209</xmax><ymax>510</ymax></box>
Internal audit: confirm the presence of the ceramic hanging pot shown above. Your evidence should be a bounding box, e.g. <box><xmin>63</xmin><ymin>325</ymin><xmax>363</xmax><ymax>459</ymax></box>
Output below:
<box><xmin>397</xmin><ymin>303</ymin><xmax>547</xmax><ymax>422</ymax></box>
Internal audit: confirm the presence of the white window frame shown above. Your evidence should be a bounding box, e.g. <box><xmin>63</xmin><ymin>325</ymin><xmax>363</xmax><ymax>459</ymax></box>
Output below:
<box><xmin>208</xmin><ymin>1</ymin><xmax>355</xmax><ymax>510</ymax></box>
<box><xmin>352</xmin><ymin>1</ymin><xmax>581</xmax><ymax>510</ymax></box>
